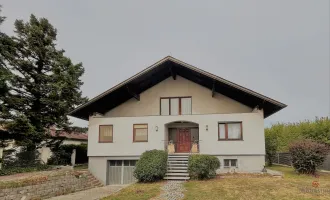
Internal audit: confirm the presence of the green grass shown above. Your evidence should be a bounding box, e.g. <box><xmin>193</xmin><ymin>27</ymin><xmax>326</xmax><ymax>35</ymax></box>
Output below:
<box><xmin>183</xmin><ymin>165</ymin><xmax>330</xmax><ymax>200</ymax></box>
<box><xmin>102</xmin><ymin>182</ymin><xmax>163</xmax><ymax>200</ymax></box>
<box><xmin>103</xmin><ymin>166</ymin><xmax>330</xmax><ymax>200</ymax></box>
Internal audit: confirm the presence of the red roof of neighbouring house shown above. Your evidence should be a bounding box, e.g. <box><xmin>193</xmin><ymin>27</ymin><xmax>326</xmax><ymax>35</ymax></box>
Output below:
<box><xmin>49</xmin><ymin>128</ymin><xmax>88</xmax><ymax>141</ymax></box>
<box><xmin>0</xmin><ymin>125</ymin><xmax>88</xmax><ymax>141</ymax></box>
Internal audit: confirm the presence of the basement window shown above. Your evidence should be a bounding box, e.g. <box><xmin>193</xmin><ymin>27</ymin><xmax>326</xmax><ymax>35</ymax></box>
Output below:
<box><xmin>224</xmin><ymin>159</ymin><xmax>238</xmax><ymax>168</ymax></box>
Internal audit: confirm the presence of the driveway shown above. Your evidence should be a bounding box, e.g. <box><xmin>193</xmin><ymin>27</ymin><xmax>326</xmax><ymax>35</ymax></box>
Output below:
<box><xmin>46</xmin><ymin>185</ymin><xmax>127</xmax><ymax>200</ymax></box>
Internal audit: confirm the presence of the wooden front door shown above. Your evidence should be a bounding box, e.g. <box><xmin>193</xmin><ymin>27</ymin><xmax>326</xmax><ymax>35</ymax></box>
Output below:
<box><xmin>176</xmin><ymin>128</ymin><xmax>191</xmax><ymax>153</ymax></box>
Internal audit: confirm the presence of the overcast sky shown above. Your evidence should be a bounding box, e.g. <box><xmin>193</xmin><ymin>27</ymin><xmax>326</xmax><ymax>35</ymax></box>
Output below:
<box><xmin>1</xmin><ymin>0</ymin><xmax>329</xmax><ymax>127</ymax></box>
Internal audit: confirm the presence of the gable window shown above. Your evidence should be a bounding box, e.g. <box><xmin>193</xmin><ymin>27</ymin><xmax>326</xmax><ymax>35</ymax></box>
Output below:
<box><xmin>160</xmin><ymin>97</ymin><xmax>192</xmax><ymax>115</ymax></box>
<box><xmin>99</xmin><ymin>125</ymin><xmax>113</xmax><ymax>143</ymax></box>
<box><xmin>224</xmin><ymin>159</ymin><xmax>238</xmax><ymax>168</ymax></box>
<box><xmin>133</xmin><ymin>124</ymin><xmax>148</xmax><ymax>142</ymax></box>
<box><xmin>218</xmin><ymin>122</ymin><xmax>242</xmax><ymax>140</ymax></box>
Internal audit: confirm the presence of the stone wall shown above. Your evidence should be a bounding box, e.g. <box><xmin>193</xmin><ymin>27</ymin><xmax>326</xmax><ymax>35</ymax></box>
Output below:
<box><xmin>0</xmin><ymin>171</ymin><xmax>103</xmax><ymax>200</ymax></box>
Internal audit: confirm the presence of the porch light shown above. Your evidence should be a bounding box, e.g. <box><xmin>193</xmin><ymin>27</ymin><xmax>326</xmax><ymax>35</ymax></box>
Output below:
<box><xmin>155</xmin><ymin>126</ymin><xmax>158</xmax><ymax>131</ymax></box>
<box><xmin>206</xmin><ymin>125</ymin><xmax>208</xmax><ymax>131</ymax></box>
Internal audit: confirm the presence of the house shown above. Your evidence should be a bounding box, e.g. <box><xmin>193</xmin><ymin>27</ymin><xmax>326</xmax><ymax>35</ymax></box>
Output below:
<box><xmin>38</xmin><ymin>128</ymin><xmax>88</xmax><ymax>163</ymax></box>
<box><xmin>0</xmin><ymin>126</ymin><xmax>88</xmax><ymax>164</ymax></box>
<box><xmin>69</xmin><ymin>56</ymin><xmax>286</xmax><ymax>185</ymax></box>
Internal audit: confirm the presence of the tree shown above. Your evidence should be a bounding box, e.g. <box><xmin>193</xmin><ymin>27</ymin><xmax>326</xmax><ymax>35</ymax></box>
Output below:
<box><xmin>0</xmin><ymin>5</ymin><xmax>16</xmax><ymax>148</ymax></box>
<box><xmin>265</xmin><ymin>131</ymin><xmax>278</xmax><ymax>166</ymax></box>
<box><xmin>0</xmin><ymin>13</ymin><xmax>87</xmax><ymax>151</ymax></box>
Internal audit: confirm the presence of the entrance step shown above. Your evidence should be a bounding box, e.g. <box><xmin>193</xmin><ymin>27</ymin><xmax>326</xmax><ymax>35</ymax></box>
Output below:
<box><xmin>164</xmin><ymin>177</ymin><xmax>190</xmax><ymax>180</ymax></box>
<box><xmin>164</xmin><ymin>154</ymin><xmax>190</xmax><ymax>181</ymax></box>
<box><xmin>168</xmin><ymin>163</ymin><xmax>188</xmax><ymax>166</ymax></box>
<box><xmin>168</xmin><ymin>153</ymin><xmax>191</xmax><ymax>156</ymax></box>
<box><xmin>167</xmin><ymin>166</ymin><xmax>188</xmax><ymax>170</ymax></box>
<box><xmin>168</xmin><ymin>160</ymin><xmax>188</xmax><ymax>163</ymax></box>
<box><xmin>165</xmin><ymin>173</ymin><xmax>189</xmax><ymax>176</ymax></box>
<box><xmin>167</xmin><ymin>169</ymin><xmax>188</xmax><ymax>173</ymax></box>
<box><xmin>168</xmin><ymin>155</ymin><xmax>189</xmax><ymax>158</ymax></box>
<box><xmin>168</xmin><ymin>157</ymin><xmax>189</xmax><ymax>160</ymax></box>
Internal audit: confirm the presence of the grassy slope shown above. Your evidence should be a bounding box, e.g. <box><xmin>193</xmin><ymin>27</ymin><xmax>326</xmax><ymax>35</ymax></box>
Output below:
<box><xmin>183</xmin><ymin>166</ymin><xmax>330</xmax><ymax>200</ymax></box>
<box><xmin>102</xmin><ymin>182</ymin><xmax>163</xmax><ymax>200</ymax></box>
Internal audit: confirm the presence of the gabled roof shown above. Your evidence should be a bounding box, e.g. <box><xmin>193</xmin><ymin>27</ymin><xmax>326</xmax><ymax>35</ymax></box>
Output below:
<box><xmin>69</xmin><ymin>56</ymin><xmax>286</xmax><ymax>120</ymax></box>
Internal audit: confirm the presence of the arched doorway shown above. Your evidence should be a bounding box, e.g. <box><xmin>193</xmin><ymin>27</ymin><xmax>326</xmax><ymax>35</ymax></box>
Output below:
<box><xmin>165</xmin><ymin>121</ymin><xmax>199</xmax><ymax>153</ymax></box>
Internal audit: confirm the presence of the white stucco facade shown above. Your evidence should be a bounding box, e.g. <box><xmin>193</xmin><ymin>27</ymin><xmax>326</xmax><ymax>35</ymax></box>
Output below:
<box><xmin>88</xmin><ymin>112</ymin><xmax>265</xmax><ymax>157</ymax></box>
<box><xmin>88</xmin><ymin>110</ymin><xmax>266</xmax><ymax>184</ymax></box>
<box><xmin>86</xmin><ymin>75</ymin><xmax>268</xmax><ymax>184</ymax></box>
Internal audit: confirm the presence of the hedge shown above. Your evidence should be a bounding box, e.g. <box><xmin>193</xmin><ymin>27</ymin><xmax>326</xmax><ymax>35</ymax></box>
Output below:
<box><xmin>188</xmin><ymin>154</ymin><xmax>220</xmax><ymax>180</ymax></box>
<box><xmin>133</xmin><ymin>150</ymin><xmax>168</xmax><ymax>182</ymax></box>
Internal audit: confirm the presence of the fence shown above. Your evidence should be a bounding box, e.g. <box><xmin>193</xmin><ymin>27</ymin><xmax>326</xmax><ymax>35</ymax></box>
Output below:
<box><xmin>271</xmin><ymin>152</ymin><xmax>330</xmax><ymax>171</ymax></box>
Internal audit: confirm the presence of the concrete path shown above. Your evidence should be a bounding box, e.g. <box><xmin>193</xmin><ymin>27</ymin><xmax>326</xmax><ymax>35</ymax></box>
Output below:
<box><xmin>46</xmin><ymin>185</ymin><xmax>127</xmax><ymax>200</ymax></box>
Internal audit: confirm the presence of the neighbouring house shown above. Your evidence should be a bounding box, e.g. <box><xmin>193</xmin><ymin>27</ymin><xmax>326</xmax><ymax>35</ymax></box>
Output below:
<box><xmin>69</xmin><ymin>56</ymin><xmax>286</xmax><ymax>185</ymax></box>
<box><xmin>38</xmin><ymin>128</ymin><xmax>88</xmax><ymax>163</ymax></box>
<box><xmin>0</xmin><ymin>127</ymin><xmax>88</xmax><ymax>164</ymax></box>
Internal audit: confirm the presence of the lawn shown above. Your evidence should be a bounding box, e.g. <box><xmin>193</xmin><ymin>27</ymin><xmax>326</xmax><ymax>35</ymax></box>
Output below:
<box><xmin>184</xmin><ymin>165</ymin><xmax>330</xmax><ymax>200</ymax></box>
<box><xmin>103</xmin><ymin>166</ymin><xmax>330</xmax><ymax>200</ymax></box>
<box><xmin>102</xmin><ymin>182</ymin><xmax>163</xmax><ymax>200</ymax></box>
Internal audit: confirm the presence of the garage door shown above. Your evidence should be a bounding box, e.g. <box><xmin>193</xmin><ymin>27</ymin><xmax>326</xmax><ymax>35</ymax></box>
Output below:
<box><xmin>108</xmin><ymin>160</ymin><xmax>137</xmax><ymax>185</ymax></box>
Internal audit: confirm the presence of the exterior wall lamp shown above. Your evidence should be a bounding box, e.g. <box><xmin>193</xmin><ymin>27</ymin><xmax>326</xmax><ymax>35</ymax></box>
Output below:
<box><xmin>155</xmin><ymin>126</ymin><xmax>158</xmax><ymax>132</ymax></box>
<box><xmin>206</xmin><ymin>125</ymin><xmax>208</xmax><ymax>131</ymax></box>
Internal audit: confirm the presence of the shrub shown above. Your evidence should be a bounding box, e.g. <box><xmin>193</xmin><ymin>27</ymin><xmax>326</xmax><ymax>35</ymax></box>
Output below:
<box><xmin>2</xmin><ymin>149</ymin><xmax>42</xmax><ymax>168</ymax></box>
<box><xmin>265</xmin><ymin>132</ymin><xmax>278</xmax><ymax>166</ymax></box>
<box><xmin>188</xmin><ymin>154</ymin><xmax>220</xmax><ymax>180</ymax></box>
<box><xmin>48</xmin><ymin>144</ymin><xmax>88</xmax><ymax>165</ymax></box>
<box><xmin>134</xmin><ymin>150</ymin><xmax>167</xmax><ymax>182</ymax></box>
<box><xmin>289</xmin><ymin>139</ymin><xmax>329</xmax><ymax>174</ymax></box>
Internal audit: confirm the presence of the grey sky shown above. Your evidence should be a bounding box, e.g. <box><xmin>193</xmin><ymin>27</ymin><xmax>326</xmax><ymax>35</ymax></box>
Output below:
<box><xmin>1</xmin><ymin>0</ymin><xmax>329</xmax><ymax>127</ymax></box>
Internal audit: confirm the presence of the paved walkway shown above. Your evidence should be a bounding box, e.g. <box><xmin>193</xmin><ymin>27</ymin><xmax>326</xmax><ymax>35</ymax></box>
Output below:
<box><xmin>46</xmin><ymin>185</ymin><xmax>127</xmax><ymax>200</ymax></box>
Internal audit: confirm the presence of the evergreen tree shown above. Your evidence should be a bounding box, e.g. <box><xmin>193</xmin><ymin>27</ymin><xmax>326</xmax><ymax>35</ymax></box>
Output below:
<box><xmin>0</xmin><ymin>13</ymin><xmax>87</xmax><ymax>151</ymax></box>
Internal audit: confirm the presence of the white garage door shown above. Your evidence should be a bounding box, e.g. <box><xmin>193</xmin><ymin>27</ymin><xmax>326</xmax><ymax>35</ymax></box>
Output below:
<box><xmin>108</xmin><ymin>160</ymin><xmax>137</xmax><ymax>185</ymax></box>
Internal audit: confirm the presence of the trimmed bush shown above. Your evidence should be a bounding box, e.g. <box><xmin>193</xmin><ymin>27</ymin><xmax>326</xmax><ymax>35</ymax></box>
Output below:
<box><xmin>289</xmin><ymin>139</ymin><xmax>329</xmax><ymax>174</ymax></box>
<box><xmin>188</xmin><ymin>154</ymin><xmax>220</xmax><ymax>180</ymax></box>
<box><xmin>134</xmin><ymin>150</ymin><xmax>167</xmax><ymax>182</ymax></box>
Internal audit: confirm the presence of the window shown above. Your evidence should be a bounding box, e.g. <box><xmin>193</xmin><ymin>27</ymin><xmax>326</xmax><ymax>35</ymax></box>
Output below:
<box><xmin>99</xmin><ymin>125</ymin><xmax>113</xmax><ymax>143</ymax></box>
<box><xmin>160</xmin><ymin>97</ymin><xmax>192</xmax><ymax>115</ymax></box>
<box><xmin>124</xmin><ymin>160</ymin><xmax>137</xmax><ymax>166</ymax></box>
<box><xmin>110</xmin><ymin>160</ymin><xmax>137</xmax><ymax>167</ymax></box>
<box><xmin>224</xmin><ymin>159</ymin><xmax>238</xmax><ymax>168</ymax></box>
<box><xmin>218</xmin><ymin>122</ymin><xmax>242</xmax><ymax>140</ymax></box>
<box><xmin>133</xmin><ymin>124</ymin><xmax>148</xmax><ymax>142</ymax></box>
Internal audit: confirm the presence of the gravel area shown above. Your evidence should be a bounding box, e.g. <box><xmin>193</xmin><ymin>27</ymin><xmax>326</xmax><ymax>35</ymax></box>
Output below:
<box><xmin>156</xmin><ymin>181</ymin><xmax>186</xmax><ymax>200</ymax></box>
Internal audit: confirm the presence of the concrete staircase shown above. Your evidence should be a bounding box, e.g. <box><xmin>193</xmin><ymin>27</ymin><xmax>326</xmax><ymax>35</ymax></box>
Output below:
<box><xmin>164</xmin><ymin>154</ymin><xmax>190</xmax><ymax>180</ymax></box>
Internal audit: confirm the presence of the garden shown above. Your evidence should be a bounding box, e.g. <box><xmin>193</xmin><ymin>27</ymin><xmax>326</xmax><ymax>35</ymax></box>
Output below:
<box><xmin>103</xmin><ymin>124</ymin><xmax>330</xmax><ymax>200</ymax></box>
<box><xmin>0</xmin><ymin>143</ymin><xmax>88</xmax><ymax>176</ymax></box>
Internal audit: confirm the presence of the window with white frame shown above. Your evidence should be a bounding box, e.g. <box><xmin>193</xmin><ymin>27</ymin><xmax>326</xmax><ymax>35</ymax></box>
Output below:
<box><xmin>224</xmin><ymin>159</ymin><xmax>238</xmax><ymax>168</ymax></box>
